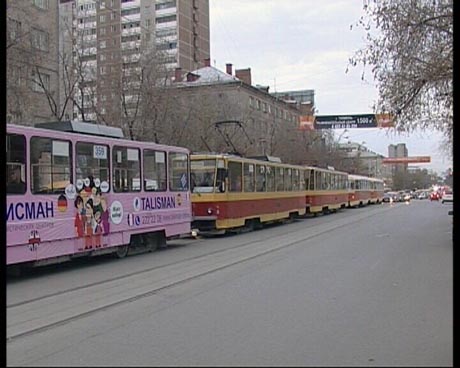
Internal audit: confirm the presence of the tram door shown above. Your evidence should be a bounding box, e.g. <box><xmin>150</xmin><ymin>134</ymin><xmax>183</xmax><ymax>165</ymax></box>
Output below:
<box><xmin>74</xmin><ymin>142</ymin><xmax>112</xmax><ymax>252</ymax></box>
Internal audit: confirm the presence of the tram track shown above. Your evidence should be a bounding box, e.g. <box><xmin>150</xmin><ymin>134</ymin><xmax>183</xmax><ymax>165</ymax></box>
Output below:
<box><xmin>7</xmin><ymin>204</ymin><xmax>393</xmax><ymax>342</ymax></box>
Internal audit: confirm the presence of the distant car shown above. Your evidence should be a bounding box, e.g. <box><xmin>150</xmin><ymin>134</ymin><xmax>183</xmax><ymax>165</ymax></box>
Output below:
<box><xmin>401</xmin><ymin>192</ymin><xmax>411</xmax><ymax>201</ymax></box>
<box><xmin>391</xmin><ymin>191</ymin><xmax>403</xmax><ymax>202</ymax></box>
<box><xmin>383</xmin><ymin>193</ymin><xmax>392</xmax><ymax>202</ymax></box>
<box><xmin>417</xmin><ymin>191</ymin><xmax>428</xmax><ymax>200</ymax></box>
<box><xmin>430</xmin><ymin>192</ymin><xmax>440</xmax><ymax>201</ymax></box>
<box><xmin>442</xmin><ymin>191</ymin><xmax>453</xmax><ymax>204</ymax></box>
<box><xmin>385</xmin><ymin>191</ymin><xmax>399</xmax><ymax>202</ymax></box>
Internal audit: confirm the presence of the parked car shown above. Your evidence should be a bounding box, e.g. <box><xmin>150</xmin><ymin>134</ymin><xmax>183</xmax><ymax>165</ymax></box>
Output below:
<box><xmin>430</xmin><ymin>191</ymin><xmax>440</xmax><ymax>201</ymax></box>
<box><xmin>441</xmin><ymin>191</ymin><xmax>453</xmax><ymax>204</ymax></box>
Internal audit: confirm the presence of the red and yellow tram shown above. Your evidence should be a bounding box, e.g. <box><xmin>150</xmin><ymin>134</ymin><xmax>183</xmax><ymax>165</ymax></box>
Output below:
<box><xmin>191</xmin><ymin>153</ymin><xmax>306</xmax><ymax>234</ymax></box>
<box><xmin>347</xmin><ymin>174</ymin><xmax>384</xmax><ymax>207</ymax></box>
<box><xmin>304</xmin><ymin>166</ymin><xmax>349</xmax><ymax>214</ymax></box>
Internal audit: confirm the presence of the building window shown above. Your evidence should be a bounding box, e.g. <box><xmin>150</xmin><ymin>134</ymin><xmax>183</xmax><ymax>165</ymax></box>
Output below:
<box><xmin>155</xmin><ymin>0</ymin><xmax>176</xmax><ymax>10</ymax></box>
<box><xmin>33</xmin><ymin>0</ymin><xmax>49</xmax><ymax>10</ymax></box>
<box><xmin>31</xmin><ymin>70</ymin><xmax>50</xmax><ymax>92</ymax></box>
<box><xmin>31</xmin><ymin>28</ymin><xmax>49</xmax><ymax>51</ymax></box>
<box><xmin>121</xmin><ymin>8</ymin><xmax>141</xmax><ymax>16</ymax></box>
<box><xmin>156</xmin><ymin>15</ymin><xmax>177</xmax><ymax>24</ymax></box>
<box><xmin>100</xmin><ymin>15</ymin><xmax>106</xmax><ymax>22</ymax></box>
<box><xmin>100</xmin><ymin>27</ymin><xmax>106</xmax><ymax>35</ymax></box>
<box><xmin>8</xmin><ymin>18</ymin><xmax>21</xmax><ymax>42</ymax></box>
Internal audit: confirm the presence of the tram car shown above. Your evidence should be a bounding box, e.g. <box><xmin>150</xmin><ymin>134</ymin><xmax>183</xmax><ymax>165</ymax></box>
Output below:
<box><xmin>6</xmin><ymin>122</ymin><xmax>192</xmax><ymax>268</ymax></box>
<box><xmin>190</xmin><ymin>153</ymin><xmax>306</xmax><ymax>234</ymax></box>
<box><xmin>304</xmin><ymin>166</ymin><xmax>349</xmax><ymax>215</ymax></box>
<box><xmin>347</xmin><ymin>174</ymin><xmax>385</xmax><ymax>207</ymax></box>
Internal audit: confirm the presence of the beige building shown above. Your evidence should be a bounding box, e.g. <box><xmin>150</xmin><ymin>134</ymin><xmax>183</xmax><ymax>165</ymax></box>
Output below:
<box><xmin>337</xmin><ymin>141</ymin><xmax>387</xmax><ymax>179</ymax></box>
<box><xmin>7</xmin><ymin>0</ymin><xmax>61</xmax><ymax>125</ymax></box>
<box><xmin>160</xmin><ymin>61</ymin><xmax>307</xmax><ymax>160</ymax></box>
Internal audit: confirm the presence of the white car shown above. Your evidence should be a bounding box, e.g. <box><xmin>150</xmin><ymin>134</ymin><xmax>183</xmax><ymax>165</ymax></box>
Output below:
<box><xmin>442</xmin><ymin>191</ymin><xmax>453</xmax><ymax>203</ymax></box>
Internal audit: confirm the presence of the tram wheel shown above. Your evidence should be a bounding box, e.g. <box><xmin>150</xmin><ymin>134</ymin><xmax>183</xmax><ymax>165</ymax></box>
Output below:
<box><xmin>115</xmin><ymin>244</ymin><xmax>129</xmax><ymax>258</ymax></box>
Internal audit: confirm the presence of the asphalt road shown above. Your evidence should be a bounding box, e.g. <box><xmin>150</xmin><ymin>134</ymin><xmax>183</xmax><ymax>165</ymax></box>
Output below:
<box><xmin>6</xmin><ymin>199</ymin><xmax>453</xmax><ymax>366</ymax></box>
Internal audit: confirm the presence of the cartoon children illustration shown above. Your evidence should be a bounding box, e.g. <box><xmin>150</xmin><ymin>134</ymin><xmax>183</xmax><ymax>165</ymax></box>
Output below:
<box><xmin>74</xmin><ymin>195</ymin><xmax>85</xmax><ymax>250</ymax></box>
<box><xmin>93</xmin><ymin>210</ymin><xmax>103</xmax><ymax>248</ymax></box>
<box><xmin>101</xmin><ymin>197</ymin><xmax>110</xmax><ymax>230</ymax></box>
<box><xmin>93</xmin><ymin>188</ymin><xmax>103</xmax><ymax>214</ymax></box>
<box><xmin>84</xmin><ymin>198</ymin><xmax>94</xmax><ymax>249</ymax></box>
<box><xmin>100</xmin><ymin>197</ymin><xmax>110</xmax><ymax>246</ymax></box>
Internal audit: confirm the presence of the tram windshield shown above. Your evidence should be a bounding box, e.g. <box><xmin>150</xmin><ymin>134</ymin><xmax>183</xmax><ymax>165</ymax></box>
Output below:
<box><xmin>191</xmin><ymin>159</ymin><xmax>216</xmax><ymax>193</ymax></box>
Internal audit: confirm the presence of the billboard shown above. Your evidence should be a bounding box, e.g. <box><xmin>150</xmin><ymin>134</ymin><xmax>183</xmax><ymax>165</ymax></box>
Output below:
<box><xmin>298</xmin><ymin>115</ymin><xmax>316</xmax><ymax>131</ymax></box>
<box><xmin>298</xmin><ymin>113</ymin><xmax>395</xmax><ymax>130</ymax></box>
<box><xmin>382</xmin><ymin>156</ymin><xmax>431</xmax><ymax>164</ymax></box>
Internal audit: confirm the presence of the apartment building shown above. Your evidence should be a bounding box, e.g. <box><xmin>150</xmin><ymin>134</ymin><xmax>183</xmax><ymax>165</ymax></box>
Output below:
<box><xmin>161</xmin><ymin>61</ymin><xmax>303</xmax><ymax>159</ymax></box>
<box><xmin>7</xmin><ymin>0</ymin><xmax>60</xmax><ymax>124</ymax></box>
<box><xmin>388</xmin><ymin>143</ymin><xmax>408</xmax><ymax>175</ymax></box>
<box><xmin>59</xmin><ymin>0</ymin><xmax>210</xmax><ymax>122</ymax></box>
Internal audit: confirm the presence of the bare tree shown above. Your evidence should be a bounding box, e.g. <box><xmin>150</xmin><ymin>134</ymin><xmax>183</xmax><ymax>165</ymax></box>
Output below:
<box><xmin>348</xmin><ymin>0</ymin><xmax>453</xmax><ymax>157</ymax></box>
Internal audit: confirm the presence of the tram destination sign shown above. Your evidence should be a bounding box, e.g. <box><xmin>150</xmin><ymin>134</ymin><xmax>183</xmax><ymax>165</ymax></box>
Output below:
<box><xmin>314</xmin><ymin>114</ymin><xmax>377</xmax><ymax>129</ymax></box>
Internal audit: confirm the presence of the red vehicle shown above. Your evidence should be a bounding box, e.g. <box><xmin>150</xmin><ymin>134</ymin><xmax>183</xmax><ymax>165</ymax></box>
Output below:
<box><xmin>430</xmin><ymin>192</ymin><xmax>440</xmax><ymax>201</ymax></box>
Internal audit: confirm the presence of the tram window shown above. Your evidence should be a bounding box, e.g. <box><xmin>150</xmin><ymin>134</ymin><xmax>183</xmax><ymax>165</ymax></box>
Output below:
<box><xmin>285</xmin><ymin>168</ymin><xmax>292</xmax><ymax>191</ymax></box>
<box><xmin>243</xmin><ymin>163</ymin><xmax>255</xmax><ymax>192</ymax></box>
<box><xmin>191</xmin><ymin>159</ymin><xmax>216</xmax><ymax>192</ymax></box>
<box><xmin>325</xmin><ymin>173</ymin><xmax>330</xmax><ymax>190</ymax></box>
<box><xmin>256</xmin><ymin>165</ymin><xmax>266</xmax><ymax>192</ymax></box>
<box><xmin>216</xmin><ymin>159</ymin><xmax>227</xmax><ymax>192</ymax></box>
<box><xmin>309</xmin><ymin>170</ymin><xmax>315</xmax><ymax>190</ymax></box>
<box><xmin>331</xmin><ymin>174</ymin><xmax>336</xmax><ymax>190</ymax></box>
<box><xmin>169</xmin><ymin>152</ymin><xmax>188</xmax><ymax>191</ymax></box>
<box><xmin>7</xmin><ymin>134</ymin><xmax>27</xmax><ymax>195</ymax></box>
<box><xmin>31</xmin><ymin>137</ymin><xmax>72</xmax><ymax>194</ymax></box>
<box><xmin>293</xmin><ymin>169</ymin><xmax>300</xmax><ymax>191</ymax></box>
<box><xmin>143</xmin><ymin>149</ymin><xmax>166</xmax><ymax>191</ymax></box>
<box><xmin>315</xmin><ymin>171</ymin><xmax>321</xmax><ymax>190</ymax></box>
<box><xmin>266</xmin><ymin>165</ymin><xmax>275</xmax><ymax>192</ymax></box>
<box><xmin>304</xmin><ymin>170</ymin><xmax>310</xmax><ymax>190</ymax></box>
<box><xmin>113</xmin><ymin>146</ymin><xmax>141</xmax><ymax>192</ymax></box>
<box><xmin>76</xmin><ymin>142</ymin><xmax>110</xmax><ymax>191</ymax></box>
<box><xmin>228</xmin><ymin>161</ymin><xmax>242</xmax><ymax>192</ymax></box>
<box><xmin>276</xmin><ymin>167</ymin><xmax>284</xmax><ymax>191</ymax></box>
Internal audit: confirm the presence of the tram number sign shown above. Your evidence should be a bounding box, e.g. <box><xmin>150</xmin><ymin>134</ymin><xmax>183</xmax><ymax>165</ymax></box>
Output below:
<box><xmin>314</xmin><ymin>114</ymin><xmax>377</xmax><ymax>130</ymax></box>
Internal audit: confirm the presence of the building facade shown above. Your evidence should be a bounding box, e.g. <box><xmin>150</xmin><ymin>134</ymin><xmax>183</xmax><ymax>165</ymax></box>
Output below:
<box><xmin>59</xmin><ymin>0</ymin><xmax>210</xmax><ymax>122</ymax></box>
<box><xmin>7</xmin><ymin>0</ymin><xmax>61</xmax><ymax>125</ymax></box>
<box><xmin>152</xmin><ymin>62</ymin><xmax>307</xmax><ymax>160</ymax></box>
<box><xmin>388</xmin><ymin>143</ymin><xmax>408</xmax><ymax>176</ymax></box>
<box><xmin>337</xmin><ymin>141</ymin><xmax>386</xmax><ymax>179</ymax></box>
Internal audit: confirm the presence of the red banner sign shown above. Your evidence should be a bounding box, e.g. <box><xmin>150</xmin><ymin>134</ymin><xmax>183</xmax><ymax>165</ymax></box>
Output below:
<box><xmin>382</xmin><ymin>156</ymin><xmax>431</xmax><ymax>164</ymax></box>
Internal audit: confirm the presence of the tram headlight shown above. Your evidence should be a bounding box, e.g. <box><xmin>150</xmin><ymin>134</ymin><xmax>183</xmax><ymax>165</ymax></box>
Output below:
<box><xmin>207</xmin><ymin>208</ymin><xmax>213</xmax><ymax>215</ymax></box>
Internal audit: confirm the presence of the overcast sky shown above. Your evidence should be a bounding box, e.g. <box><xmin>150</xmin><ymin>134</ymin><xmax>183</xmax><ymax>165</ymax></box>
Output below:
<box><xmin>209</xmin><ymin>0</ymin><xmax>452</xmax><ymax>175</ymax></box>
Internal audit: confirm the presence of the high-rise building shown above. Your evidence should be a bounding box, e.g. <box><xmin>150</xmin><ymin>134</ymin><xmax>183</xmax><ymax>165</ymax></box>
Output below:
<box><xmin>388</xmin><ymin>143</ymin><xmax>408</xmax><ymax>176</ymax></box>
<box><xmin>59</xmin><ymin>0</ymin><xmax>210</xmax><ymax>122</ymax></box>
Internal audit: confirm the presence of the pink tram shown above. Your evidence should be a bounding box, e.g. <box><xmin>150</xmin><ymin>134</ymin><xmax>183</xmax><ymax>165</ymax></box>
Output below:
<box><xmin>6</xmin><ymin>122</ymin><xmax>192</xmax><ymax>268</ymax></box>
